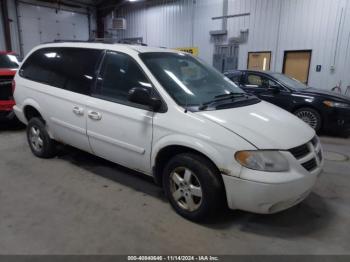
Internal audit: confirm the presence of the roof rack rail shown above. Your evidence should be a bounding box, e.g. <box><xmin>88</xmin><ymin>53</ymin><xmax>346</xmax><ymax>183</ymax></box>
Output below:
<box><xmin>48</xmin><ymin>38</ymin><xmax>148</xmax><ymax>46</ymax></box>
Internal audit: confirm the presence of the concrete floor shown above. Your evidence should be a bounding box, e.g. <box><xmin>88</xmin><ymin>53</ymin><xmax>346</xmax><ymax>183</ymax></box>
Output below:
<box><xmin>0</xmin><ymin>126</ymin><xmax>349</xmax><ymax>255</ymax></box>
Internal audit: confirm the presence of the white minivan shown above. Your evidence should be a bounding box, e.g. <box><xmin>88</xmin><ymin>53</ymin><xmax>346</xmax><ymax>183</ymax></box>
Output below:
<box><xmin>13</xmin><ymin>42</ymin><xmax>323</xmax><ymax>221</ymax></box>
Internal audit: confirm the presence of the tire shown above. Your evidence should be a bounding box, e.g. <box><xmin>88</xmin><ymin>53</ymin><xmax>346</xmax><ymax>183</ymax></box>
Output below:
<box><xmin>294</xmin><ymin>107</ymin><xmax>322</xmax><ymax>132</ymax></box>
<box><xmin>26</xmin><ymin>117</ymin><xmax>56</xmax><ymax>158</ymax></box>
<box><xmin>162</xmin><ymin>153</ymin><xmax>225</xmax><ymax>222</ymax></box>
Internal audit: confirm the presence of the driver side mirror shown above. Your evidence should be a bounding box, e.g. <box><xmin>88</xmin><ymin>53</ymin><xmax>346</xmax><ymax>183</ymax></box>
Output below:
<box><xmin>128</xmin><ymin>87</ymin><xmax>162</xmax><ymax>111</ymax></box>
<box><xmin>268</xmin><ymin>84</ymin><xmax>280</xmax><ymax>94</ymax></box>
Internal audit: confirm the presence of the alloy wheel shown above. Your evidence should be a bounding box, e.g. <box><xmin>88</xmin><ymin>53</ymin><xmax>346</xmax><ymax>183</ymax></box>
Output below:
<box><xmin>296</xmin><ymin>110</ymin><xmax>318</xmax><ymax>129</ymax></box>
<box><xmin>29</xmin><ymin>126</ymin><xmax>44</xmax><ymax>152</ymax></box>
<box><xmin>169</xmin><ymin>167</ymin><xmax>203</xmax><ymax>212</ymax></box>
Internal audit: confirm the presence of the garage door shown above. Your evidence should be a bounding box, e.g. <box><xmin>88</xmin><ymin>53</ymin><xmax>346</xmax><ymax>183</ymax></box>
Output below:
<box><xmin>18</xmin><ymin>2</ymin><xmax>89</xmax><ymax>55</ymax></box>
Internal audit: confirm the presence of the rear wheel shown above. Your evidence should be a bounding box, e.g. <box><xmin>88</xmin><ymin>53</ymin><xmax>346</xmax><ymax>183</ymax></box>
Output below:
<box><xmin>163</xmin><ymin>153</ymin><xmax>225</xmax><ymax>222</ymax></box>
<box><xmin>294</xmin><ymin>107</ymin><xmax>322</xmax><ymax>132</ymax></box>
<box><xmin>27</xmin><ymin>118</ymin><xmax>56</xmax><ymax>158</ymax></box>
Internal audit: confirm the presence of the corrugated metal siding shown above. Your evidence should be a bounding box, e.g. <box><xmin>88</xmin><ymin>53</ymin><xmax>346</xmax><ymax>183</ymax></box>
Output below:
<box><xmin>106</xmin><ymin>0</ymin><xmax>350</xmax><ymax>91</ymax></box>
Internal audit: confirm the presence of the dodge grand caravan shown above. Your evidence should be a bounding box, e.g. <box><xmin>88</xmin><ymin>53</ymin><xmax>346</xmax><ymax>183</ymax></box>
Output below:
<box><xmin>13</xmin><ymin>42</ymin><xmax>323</xmax><ymax>221</ymax></box>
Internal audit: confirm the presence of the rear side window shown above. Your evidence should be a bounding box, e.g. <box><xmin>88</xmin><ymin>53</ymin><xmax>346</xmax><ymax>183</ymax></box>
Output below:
<box><xmin>20</xmin><ymin>47</ymin><xmax>103</xmax><ymax>95</ymax></box>
<box><xmin>93</xmin><ymin>51</ymin><xmax>152</xmax><ymax>105</ymax></box>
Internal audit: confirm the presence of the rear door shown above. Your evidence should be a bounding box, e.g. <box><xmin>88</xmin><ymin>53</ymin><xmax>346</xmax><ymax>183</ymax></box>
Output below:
<box><xmin>19</xmin><ymin>47</ymin><xmax>103</xmax><ymax>152</ymax></box>
<box><xmin>86</xmin><ymin>51</ymin><xmax>154</xmax><ymax>174</ymax></box>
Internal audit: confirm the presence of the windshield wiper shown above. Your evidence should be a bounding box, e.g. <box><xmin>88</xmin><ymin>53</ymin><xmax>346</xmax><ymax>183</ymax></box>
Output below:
<box><xmin>214</xmin><ymin>92</ymin><xmax>246</xmax><ymax>99</ymax></box>
<box><xmin>198</xmin><ymin>92</ymin><xmax>252</xmax><ymax>110</ymax></box>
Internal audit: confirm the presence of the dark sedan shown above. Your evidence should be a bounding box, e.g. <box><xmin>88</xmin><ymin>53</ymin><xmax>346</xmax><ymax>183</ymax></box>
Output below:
<box><xmin>224</xmin><ymin>70</ymin><xmax>350</xmax><ymax>135</ymax></box>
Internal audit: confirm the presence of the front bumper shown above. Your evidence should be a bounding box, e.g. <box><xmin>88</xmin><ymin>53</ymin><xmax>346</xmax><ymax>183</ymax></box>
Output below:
<box><xmin>0</xmin><ymin>100</ymin><xmax>16</xmax><ymax>121</ymax></box>
<box><xmin>222</xmin><ymin>169</ymin><xmax>320</xmax><ymax>214</ymax></box>
<box><xmin>323</xmin><ymin>107</ymin><xmax>350</xmax><ymax>135</ymax></box>
<box><xmin>222</xmin><ymin>141</ymin><xmax>323</xmax><ymax>214</ymax></box>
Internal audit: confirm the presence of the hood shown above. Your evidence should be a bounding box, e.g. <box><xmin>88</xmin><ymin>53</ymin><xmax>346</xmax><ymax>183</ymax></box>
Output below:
<box><xmin>197</xmin><ymin>101</ymin><xmax>315</xmax><ymax>150</ymax></box>
<box><xmin>0</xmin><ymin>68</ymin><xmax>17</xmax><ymax>76</ymax></box>
<box><xmin>299</xmin><ymin>87</ymin><xmax>350</xmax><ymax>102</ymax></box>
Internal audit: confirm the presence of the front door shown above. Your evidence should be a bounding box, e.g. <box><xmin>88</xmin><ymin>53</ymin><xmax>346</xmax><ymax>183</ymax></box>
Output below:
<box><xmin>242</xmin><ymin>73</ymin><xmax>291</xmax><ymax>110</ymax></box>
<box><xmin>86</xmin><ymin>51</ymin><xmax>154</xmax><ymax>174</ymax></box>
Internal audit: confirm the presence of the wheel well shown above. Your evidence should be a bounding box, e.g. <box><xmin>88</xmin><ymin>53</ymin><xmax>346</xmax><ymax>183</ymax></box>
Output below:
<box><xmin>24</xmin><ymin>106</ymin><xmax>43</xmax><ymax>122</ymax></box>
<box><xmin>153</xmin><ymin>145</ymin><xmax>221</xmax><ymax>186</ymax></box>
<box><xmin>292</xmin><ymin>105</ymin><xmax>321</xmax><ymax>115</ymax></box>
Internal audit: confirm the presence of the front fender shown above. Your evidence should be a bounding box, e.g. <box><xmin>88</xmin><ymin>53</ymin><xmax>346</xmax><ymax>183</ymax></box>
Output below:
<box><xmin>151</xmin><ymin>134</ymin><xmax>241</xmax><ymax>176</ymax></box>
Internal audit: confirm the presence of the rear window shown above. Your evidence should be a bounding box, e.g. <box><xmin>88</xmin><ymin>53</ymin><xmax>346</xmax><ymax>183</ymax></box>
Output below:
<box><xmin>19</xmin><ymin>47</ymin><xmax>103</xmax><ymax>95</ymax></box>
<box><xmin>0</xmin><ymin>54</ymin><xmax>20</xmax><ymax>69</ymax></box>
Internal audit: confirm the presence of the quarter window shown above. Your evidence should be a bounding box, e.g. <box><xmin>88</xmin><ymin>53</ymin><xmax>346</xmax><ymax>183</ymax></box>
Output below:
<box><xmin>20</xmin><ymin>48</ymin><xmax>102</xmax><ymax>95</ymax></box>
<box><xmin>93</xmin><ymin>51</ymin><xmax>152</xmax><ymax>104</ymax></box>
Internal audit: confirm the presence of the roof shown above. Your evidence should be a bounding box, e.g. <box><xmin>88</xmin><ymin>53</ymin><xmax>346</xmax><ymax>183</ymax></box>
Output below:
<box><xmin>224</xmin><ymin>69</ymin><xmax>278</xmax><ymax>75</ymax></box>
<box><xmin>31</xmin><ymin>41</ymin><xmax>181</xmax><ymax>55</ymax></box>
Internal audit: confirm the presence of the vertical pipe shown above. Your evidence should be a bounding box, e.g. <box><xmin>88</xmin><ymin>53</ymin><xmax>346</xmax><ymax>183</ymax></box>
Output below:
<box><xmin>222</xmin><ymin>0</ymin><xmax>228</xmax><ymax>31</ymax></box>
<box><xmin>273</xmin><ymin>0</ymin><xmax>283</xmax><ymax>71</ymax></box>
<box><xmin>1</xmin><ymin>0</ymin><xmax>12</xmax><ymax>50</ymax></box>
<box><xmin>333</xmin><ymin>7</ymin><xmax>344</xmax><ymax>69</ymax></box>
<box><xmin>87</xmin><ymin>7</ymin><xmax>91</xmax><ymax>39</ymax></box>
<box><xmin>191</xmin><ymin>0</ymin><xmax>195</xmax><ymax>47</ymax></box>
<box><xmin>14</xmin><ymin>0</ymin><xmax>23</xmax><ymax>56</ymax></box>
<box><xmin>96</xmin><ymin>9</ymin><xmax>104</xmax><ymax>39</ymax></box>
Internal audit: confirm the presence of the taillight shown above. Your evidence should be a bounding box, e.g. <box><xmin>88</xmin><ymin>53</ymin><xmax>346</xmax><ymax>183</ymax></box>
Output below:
<box><xmin>12</xmin><ymin>79</ymin><xmax>16</xmax><ymax>93</ymax></box>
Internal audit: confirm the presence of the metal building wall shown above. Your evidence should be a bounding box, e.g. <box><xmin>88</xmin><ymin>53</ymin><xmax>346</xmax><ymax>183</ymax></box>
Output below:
<box><xmin>107</xmin><ymin>0</ymin><xmax>350</xmax><ymax>91</ymax></box>
<box><xmin>106</xmin><ymin>0</ymin><xmax>223</xmax><ymax>64</ymax></box>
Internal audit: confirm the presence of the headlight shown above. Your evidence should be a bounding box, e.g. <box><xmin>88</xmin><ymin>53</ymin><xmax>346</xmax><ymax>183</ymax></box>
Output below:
<box><xmin>235</xmin><ymin>150</ymin><xmax>289</xmax><ymax>172</ymax></box>
<box><xmin>323</xmin><ymin>100</ymin><xmax>350</xmax><ymax>109</ymax></box>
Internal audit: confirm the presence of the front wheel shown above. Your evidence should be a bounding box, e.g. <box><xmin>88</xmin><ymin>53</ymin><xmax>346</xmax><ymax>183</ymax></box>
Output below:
<box><xmin>294</xmin><ymin>107</ymin><xmax>322</xmax><ymax>132</ymax></box>
<box><xmin>163</xmin><ymin>153</ymin><xmax>225</xmax><ymax>222</ymax></box>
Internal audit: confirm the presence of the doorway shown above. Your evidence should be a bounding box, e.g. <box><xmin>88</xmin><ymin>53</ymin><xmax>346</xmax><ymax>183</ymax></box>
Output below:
<box><xmin>283</xmin><ymin>50</ymin><xmax>312</xmax><ymax>84</ymax></box>
<box><xmin>247</xmin><ymin>52</ymin><xmax>271</xmax><ymax>71</ymax></box>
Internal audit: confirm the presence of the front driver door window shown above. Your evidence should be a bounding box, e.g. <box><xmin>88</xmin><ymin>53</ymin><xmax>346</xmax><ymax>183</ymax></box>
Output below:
<box><xmin>246</xmin><ymin>73</ymin><xmax>291</xmax><ymax>109</ymax></box>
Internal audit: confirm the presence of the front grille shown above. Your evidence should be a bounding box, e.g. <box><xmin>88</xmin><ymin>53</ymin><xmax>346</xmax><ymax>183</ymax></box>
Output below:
<box><xmin>289</xmin><ymin>144</ymin><xmax>310</xmax><ymax>159</ymax></box>
<box><xmin>302</xmin><ymin>158</ymin><xmax>317</xmax><ymax>171</ymax></box>
<box><xmin>288</xmin><ymin>136</ymin><xmax>322</xmax><ymax>173</ymax></box>
<box><xmin>0</xmin><ymin>78</ymin><xmax>13</xmax><ymax>100</ymax></box>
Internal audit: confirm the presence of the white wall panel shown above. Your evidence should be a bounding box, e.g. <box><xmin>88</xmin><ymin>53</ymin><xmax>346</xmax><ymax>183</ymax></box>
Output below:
<box><xmin>108</xmin><ymin>0</ymin><xmax>350</xmax><ymax>91</ymax></box>
<box><xmin>18</xmin><ymin>2</ymin><xmax>90</xmax><ymax>55</ymax></box>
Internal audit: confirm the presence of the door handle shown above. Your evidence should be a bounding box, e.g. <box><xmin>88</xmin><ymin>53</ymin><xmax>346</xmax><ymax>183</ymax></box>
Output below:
<box><xmin>88</xmin><ymin>111</ymin><xmax>102</xmax><ymax>120</ymax></box>
<box><xmin>73</xmin><ymin>106</ymin><xmax>84</xmax><ymax>115</ymax></box>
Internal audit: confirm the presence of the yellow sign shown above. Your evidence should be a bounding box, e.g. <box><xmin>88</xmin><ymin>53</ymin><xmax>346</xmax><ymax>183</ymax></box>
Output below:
<box><xmin>174</xmin><ymin>47</ymin><xmax>199</xmax><ymax>56</ymax></box>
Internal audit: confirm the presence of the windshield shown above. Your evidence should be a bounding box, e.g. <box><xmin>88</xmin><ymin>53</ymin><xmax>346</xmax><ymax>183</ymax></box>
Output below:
<box><xmin>0</xmin><ymin>54</ymin><xmax>20</xmax><ymax>69</ymax></box>
<box><xmin>270</xmin><ymin>73</ymin><xmax>307</xmax><ymax>90</ymax></box>
<box><xmin>139</xmin><ymin>52</ymin><xmax>245</xmax><ymax>106</ymax></box>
